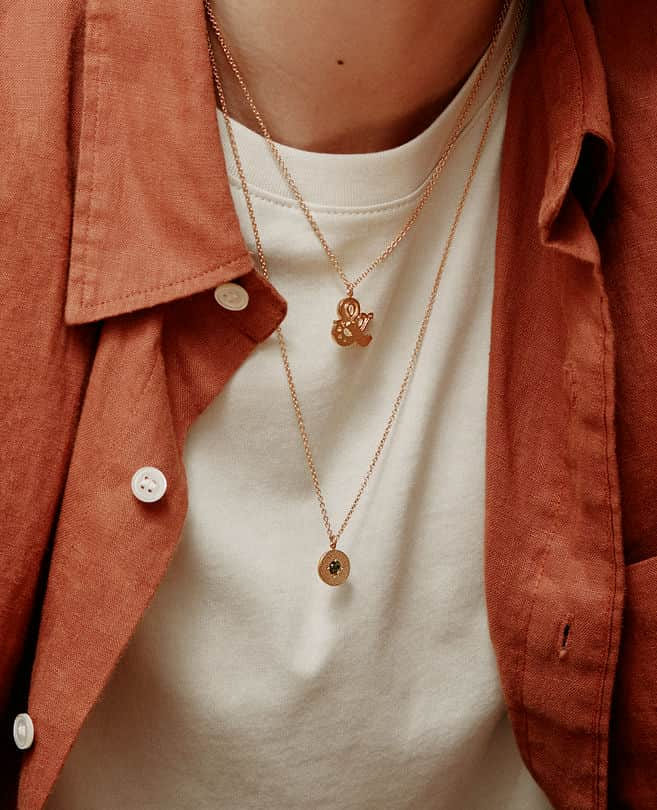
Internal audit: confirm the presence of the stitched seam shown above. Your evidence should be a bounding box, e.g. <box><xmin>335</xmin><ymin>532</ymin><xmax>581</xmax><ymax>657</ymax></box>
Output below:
<box><xmin>561</xmin><ymin>7</ymin><xmax>619</xmax><ymax>804</ymax></box>
<box><xmin>592</xmin><ymin>288</ymin><xmax>620</xmax><ymax>810</ymax></box>
<box><xmin>518</xmin><ymin>0</ymin><xmax>590</xmax><ymax>792</ymax></box>
<box><xmin>80</xmin><ymin>7</ymin><xmax>104</xmax><ymax>310</ymax></box>
<box><xmin>76</xmin><ymin>254</ymin><xmax>250</xmax><ymax>310</ymax></box>
<box><xmin>559</xmin><ymin>4</ymin><xmax>612</xmax><ymax>806</ymax></box>
<box><xmin>227</xmin><ymin>176</ymin><xmax>425</xmax><ymax>218</ymax></box>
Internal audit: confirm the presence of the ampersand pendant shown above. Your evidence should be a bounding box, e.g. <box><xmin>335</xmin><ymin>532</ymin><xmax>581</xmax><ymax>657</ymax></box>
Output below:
<box><xmin>331</xmin><ymin>296</ymin><xmax>373</xmax><ymax>347</ymax></box>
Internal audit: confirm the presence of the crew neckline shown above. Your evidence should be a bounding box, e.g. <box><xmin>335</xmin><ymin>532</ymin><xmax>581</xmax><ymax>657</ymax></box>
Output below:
<box><xmin>216</xmin><ymin>0</ymin><xmax>526</xmax><ymax>211</ymax></box>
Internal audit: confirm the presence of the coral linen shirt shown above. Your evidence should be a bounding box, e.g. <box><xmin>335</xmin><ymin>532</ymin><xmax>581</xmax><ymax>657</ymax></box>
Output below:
<box><xmin>1</xmin><ymin>1</ymin><xmax>656</xmax><ymax>809</ymax></box>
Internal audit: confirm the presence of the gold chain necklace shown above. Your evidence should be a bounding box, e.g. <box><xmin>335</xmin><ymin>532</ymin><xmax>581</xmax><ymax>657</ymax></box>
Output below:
<box><xmin>204</xmin><ymin>0</ymin><xmax>513</xmax><ymax>348</ymax></box>
<box><xmin>204</xmin><ymin>0</ymin><xmax>526</xmax><ymax>584</ymax></box>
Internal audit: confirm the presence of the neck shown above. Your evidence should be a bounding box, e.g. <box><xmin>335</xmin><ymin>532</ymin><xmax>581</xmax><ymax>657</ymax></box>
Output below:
<box><xmin>209</xmin><ymin>1</ymin><xmax>506</xmax><ymax>154</ymax></box>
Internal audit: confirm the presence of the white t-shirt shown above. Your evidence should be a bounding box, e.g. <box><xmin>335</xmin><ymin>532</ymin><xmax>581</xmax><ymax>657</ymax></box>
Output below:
<box><xmin>46</xmin><ymin>3</ymin><xmax>553</xmax><ymax>808</ymax></box>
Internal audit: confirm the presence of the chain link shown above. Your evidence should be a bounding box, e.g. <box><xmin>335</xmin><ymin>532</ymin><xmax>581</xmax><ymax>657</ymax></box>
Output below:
<box><xmin>204</xmin><ymin>0</ymin><xmax>526</xmax><ymax>551</ymax></box>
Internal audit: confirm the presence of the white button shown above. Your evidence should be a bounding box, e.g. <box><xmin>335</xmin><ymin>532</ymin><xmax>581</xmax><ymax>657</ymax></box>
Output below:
<box><xmin>214</xmin><ymin>282</ymin><xmax>249</xmax><ymax>311</ymax></box>
<box><xmin>131</xmin><ymin>466</ymin><xmax>167</xmax><ymax>503</ymax></box>
<box><xmin>13</xmin><ymin>713</ymin><xmax>34</xmax><ymax>750</ymax></box>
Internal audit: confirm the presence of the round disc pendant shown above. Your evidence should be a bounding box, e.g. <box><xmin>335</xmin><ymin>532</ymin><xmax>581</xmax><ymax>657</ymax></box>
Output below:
<box><xmin>317</xmin><ymin>549</ymin><xmax>350</xmax><ymax>586</ymax></box>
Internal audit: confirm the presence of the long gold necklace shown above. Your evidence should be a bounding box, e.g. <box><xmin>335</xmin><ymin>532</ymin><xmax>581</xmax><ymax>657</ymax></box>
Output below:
<box><xmin>204</xmin><ymin>0</ymin><xmax>526</xmax><ymax>584</ymax></box>
<box><xmin>204</xmin><ymin>0</ymin><xmax>514</xmax><ymax>348</ymax></box>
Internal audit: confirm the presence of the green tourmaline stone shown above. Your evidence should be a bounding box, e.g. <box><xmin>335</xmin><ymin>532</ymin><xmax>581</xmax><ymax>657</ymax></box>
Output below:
<box><xmin>329</xmin><ymin>559</ymin><xmax>341</xmax><ymax>575</ymax></box>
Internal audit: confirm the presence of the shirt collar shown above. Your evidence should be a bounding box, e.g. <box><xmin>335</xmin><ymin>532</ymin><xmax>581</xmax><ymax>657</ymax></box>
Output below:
<box><xmin>533</xmin><ymin>0</ymin><xmax>615</xmax><ymax>250</ymax></box>
<box><xmin>64</xmin><ymin>0</ymin><xmax>254</xmax><ymax>325</ymax></box>
<box><xmin>64</xmin><ymin>0</ymin><xmax>614</xmax><ymax>326</ymax></box>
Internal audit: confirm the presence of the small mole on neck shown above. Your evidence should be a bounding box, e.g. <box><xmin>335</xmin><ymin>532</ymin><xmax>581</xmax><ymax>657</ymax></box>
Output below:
<box><xmin>336</xmin><ymin>59</ymin><xmax>344</xmax><ymax>65</ymax></box>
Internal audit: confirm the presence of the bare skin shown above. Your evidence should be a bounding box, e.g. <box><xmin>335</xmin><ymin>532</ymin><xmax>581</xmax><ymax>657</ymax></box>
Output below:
<box><xmin>209</xmin><ymin>0</ymin><xmax>505</xmax><ymax>153</ymax></box>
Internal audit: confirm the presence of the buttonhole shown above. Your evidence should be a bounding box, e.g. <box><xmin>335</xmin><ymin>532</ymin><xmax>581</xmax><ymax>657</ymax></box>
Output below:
<box><xmin>558</xmin><ymin>617</ymin><xmax>573</xmax><ymax>660</ymax></box>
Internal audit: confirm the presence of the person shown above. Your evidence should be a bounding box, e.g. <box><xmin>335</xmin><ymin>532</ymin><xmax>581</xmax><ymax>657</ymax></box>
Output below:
<box><xmin>1</xmin><ymin>0</ymin><xmax>655</xmax><ymax>807</ymax></box>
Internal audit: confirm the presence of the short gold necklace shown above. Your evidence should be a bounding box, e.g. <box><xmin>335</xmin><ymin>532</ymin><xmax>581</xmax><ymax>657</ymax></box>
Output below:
<box><xmin>204</xmin><ymin>0</ymin><xmax>526</xmax><ymax>585</ymax></box>
<box><xmin>204</xmin><ymin>0</ymin><xmax>514</xmax><ymax>348</ymax></box>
